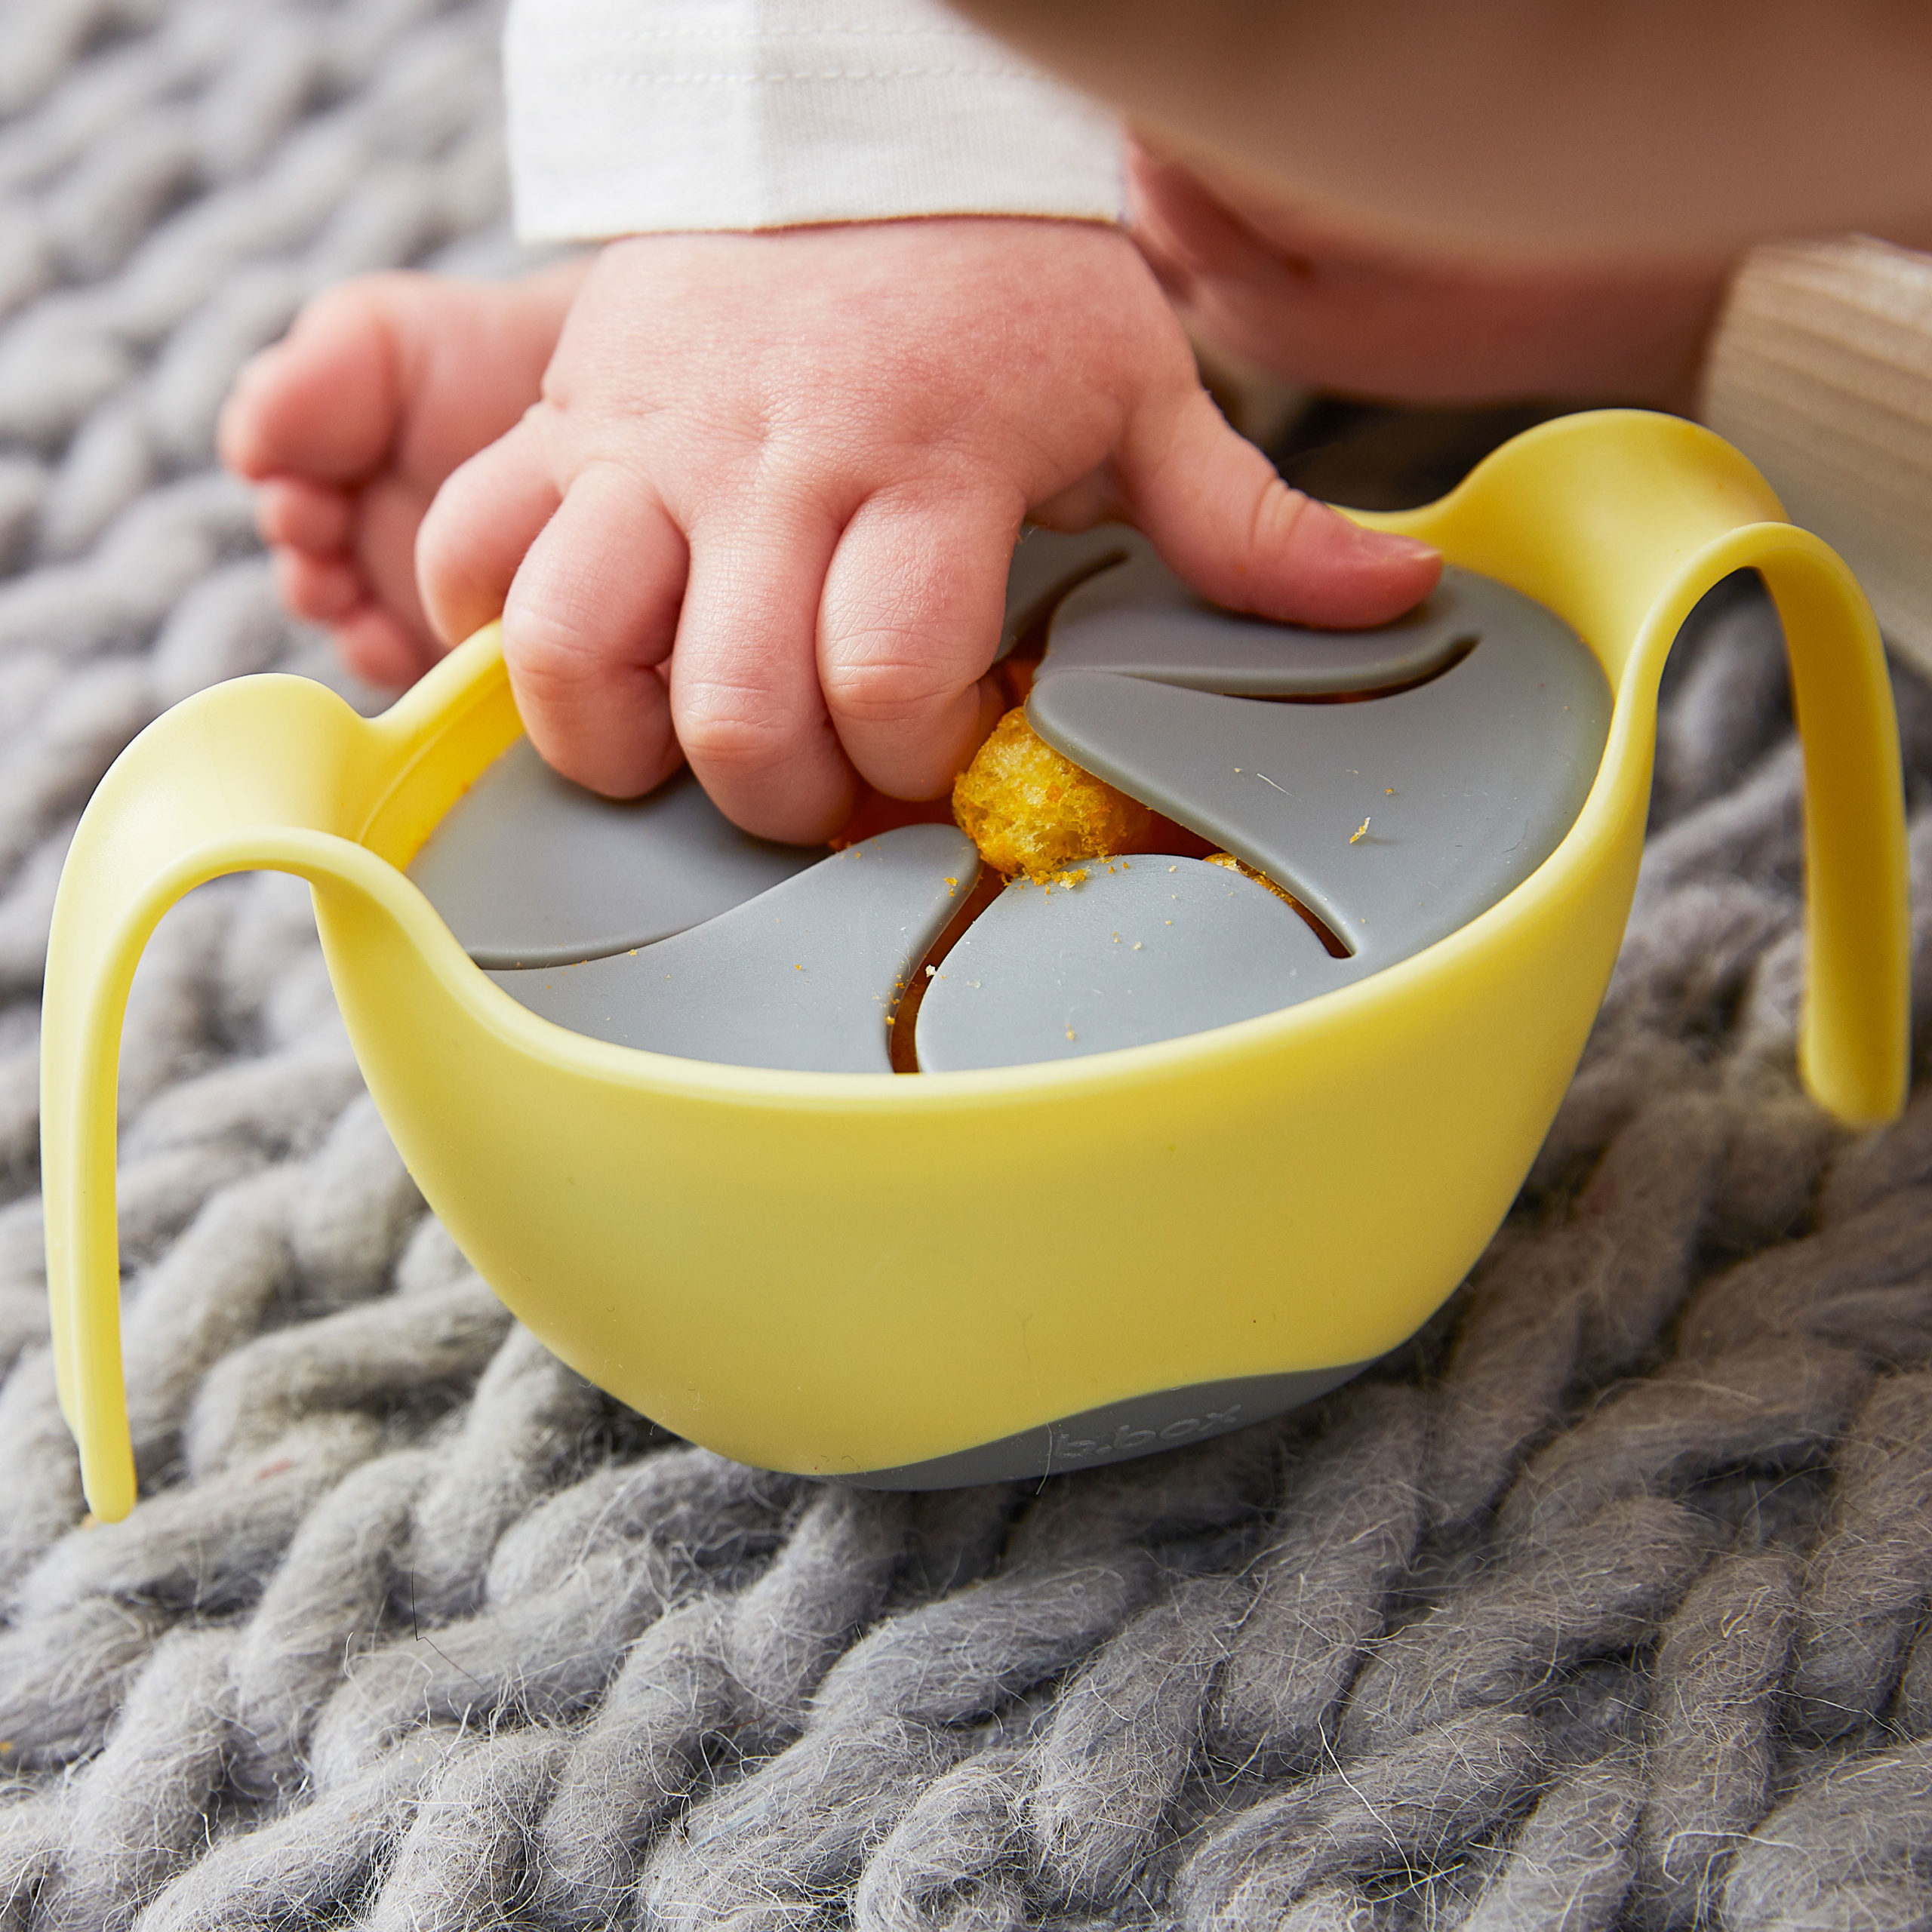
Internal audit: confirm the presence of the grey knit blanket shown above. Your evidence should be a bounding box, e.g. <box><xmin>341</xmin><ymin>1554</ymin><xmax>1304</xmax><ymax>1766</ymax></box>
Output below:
<box><xmin>4</xmin><ymin>3</ymin><xmax>1932</xmax><ymax>1927</ymax></box>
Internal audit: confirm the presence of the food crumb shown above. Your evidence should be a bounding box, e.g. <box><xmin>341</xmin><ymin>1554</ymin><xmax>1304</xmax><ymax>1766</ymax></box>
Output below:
<box><xmin>1350</xmin><ymin>817</ymin><xmax>1371</xmax><ymax>844</ymax></box>
<box><xmin>1204</xmin><ymin>851</ymin><xmax>1306</xmax><ymax>912</ymax></box>
<box><xmin>1065</xmin><ymin>1026</ymin><xmax>1076</xmax><ymax>1041</ymax></box>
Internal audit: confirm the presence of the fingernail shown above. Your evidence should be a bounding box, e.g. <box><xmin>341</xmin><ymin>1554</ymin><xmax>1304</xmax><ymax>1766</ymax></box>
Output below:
<box><xmin>1373</xmin><ymin>533</ymin><xmax>1438</xmax><ymax>561</ymax></box>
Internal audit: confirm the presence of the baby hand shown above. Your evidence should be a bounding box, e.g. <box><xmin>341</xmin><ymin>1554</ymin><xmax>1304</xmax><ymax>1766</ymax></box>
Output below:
<box><xmin>417</xmin><ymin>217</ymin><xmax>1438</xmax><ymax>842</ymax></box>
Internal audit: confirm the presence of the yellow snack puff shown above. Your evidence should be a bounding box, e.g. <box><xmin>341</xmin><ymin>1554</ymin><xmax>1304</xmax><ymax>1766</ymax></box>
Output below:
<box><xmin>952</xmin><ymin>706</ymin><xmax>1150</xmax><ymax>881</ymax></box>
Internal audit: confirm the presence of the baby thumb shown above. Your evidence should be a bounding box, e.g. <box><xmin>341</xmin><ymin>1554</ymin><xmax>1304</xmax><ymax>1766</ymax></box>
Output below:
<box><xmin>1125</xmin><ymin>386</ymin><xmax>1440</xmax><ymax>627</ymax></box>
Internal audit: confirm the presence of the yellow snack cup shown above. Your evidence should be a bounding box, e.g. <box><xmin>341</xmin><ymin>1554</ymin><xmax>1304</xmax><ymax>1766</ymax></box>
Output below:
<box><xmin>41</xmin><ymin>411</ymin><xmax>1909</xmax><ymax>1521</ymax></box>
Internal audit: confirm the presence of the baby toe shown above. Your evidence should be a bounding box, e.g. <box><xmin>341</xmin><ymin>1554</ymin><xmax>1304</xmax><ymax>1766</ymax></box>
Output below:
<box><xmin>332</xmin><ymin>606</ymin><xmax>441</xmax><ymax>690</ymax></box>
<box><xmin>254</xmin><ymin>477</ymin><xmax>355</xmax><ymax>555</ymax></box>
<box><xmin>220</xmin><ymin>275</ymin><xmax>420</xmax><ymax>488</ymax></box>
<box><xmin>273</xmin><ymin>549</ymin><xmax>365</xmax><ymax>625</ymax></box>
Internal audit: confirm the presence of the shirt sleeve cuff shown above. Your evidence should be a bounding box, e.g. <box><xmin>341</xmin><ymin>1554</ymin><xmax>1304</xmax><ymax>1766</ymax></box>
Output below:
<box><xmin>504</xmin><ymin>0</ymin><xmax>1126</xmax><ymax>242</ymax></box>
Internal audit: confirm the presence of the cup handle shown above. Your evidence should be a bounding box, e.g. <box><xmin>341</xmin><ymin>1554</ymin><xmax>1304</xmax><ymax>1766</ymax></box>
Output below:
<box><xmin>1732</xmin><ymin>525</ymin><xmax>1910</xmax><ymax>1128</ymax></box>
<box><xmin>1361</xmin><ymin>411</ymin><xmax>1910</xmax><ymax>1134</ymax></box>
<box><xmin>40</xmin><ymin>629</ymin><xmax>515</xmax><ymax>1521</ymax></box>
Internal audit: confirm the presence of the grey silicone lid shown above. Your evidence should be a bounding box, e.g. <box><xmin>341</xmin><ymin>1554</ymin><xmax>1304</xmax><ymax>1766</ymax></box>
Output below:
<box><xmin>1034</xmin><ymin>574</ymin><xmax>1475</xmax><ymax>694</ymax></box>
<box><xmin>408</xmin><ymin>739</ymin><xmax>820</xmax><ymax>969</ymax></box>
<box><xmin>489</xmin><ymin>823</ymin><xmax>977</xmax><ymax>1074</ymax></box>
<box><xmin>915</xmin><ymin>858</ymin><xmax>1337</xmax><ymax>1073</ymax></box>
<box><xmin>1026</xmin><ymin>563</ymin><xmax>1611</xmax><ymax>973</ymax></box>
<box><xmin>409</xmin><ymin>533</ymin><xmax>1607</xmax><ymax>1078</ymax></box>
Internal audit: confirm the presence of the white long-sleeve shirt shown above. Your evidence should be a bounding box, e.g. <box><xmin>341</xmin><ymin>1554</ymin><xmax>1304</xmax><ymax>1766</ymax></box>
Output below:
<box><xmin>503</xmin><ymin>0</ymin><xmax>1124</xmax><ymax>240</ymax></box>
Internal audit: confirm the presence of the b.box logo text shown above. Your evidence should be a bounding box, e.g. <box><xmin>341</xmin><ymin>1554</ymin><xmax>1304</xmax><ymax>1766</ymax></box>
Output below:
<box><xmin>1048</xmin><ymin>1405</ymin><xmax>1242</xmax><ymax>1465</ymax></box>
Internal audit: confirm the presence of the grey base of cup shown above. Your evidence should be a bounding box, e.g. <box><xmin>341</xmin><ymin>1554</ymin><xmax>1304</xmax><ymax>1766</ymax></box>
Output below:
<box><xmin>829</xmin><ymin>1364</ymin><xmax>1367</xmax><ymax>1490</ymax></box>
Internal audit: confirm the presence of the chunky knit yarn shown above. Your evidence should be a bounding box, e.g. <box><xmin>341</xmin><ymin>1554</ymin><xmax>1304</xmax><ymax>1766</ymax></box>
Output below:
<box><xmin>3</xmin><ymin>3</ymin><xmax>1932</xmax><ymax>1926</ymax></box>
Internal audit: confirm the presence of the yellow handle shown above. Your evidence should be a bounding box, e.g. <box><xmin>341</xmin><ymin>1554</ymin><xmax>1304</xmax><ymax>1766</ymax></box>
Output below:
<box><xmin>1362</xmin><ymin>411</ymin><xmax>1910</xmax><ymax>1131</ymax></box>
<box><xmin>1744</xmin><ymin>528</ymin><xmax>1909</xmax><ymax>1125</ymax></box>
<box><xmin>41</xmin><ymin>632</ymin><xmax>516</xmax><ymax>1520</ymax></box>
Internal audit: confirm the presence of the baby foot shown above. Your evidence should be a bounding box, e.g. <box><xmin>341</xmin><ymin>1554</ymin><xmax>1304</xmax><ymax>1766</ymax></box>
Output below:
<box><xmin>218</xmin><ymin>258</ymin><xmax>589</xmax><ymax>688</ymax></box>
